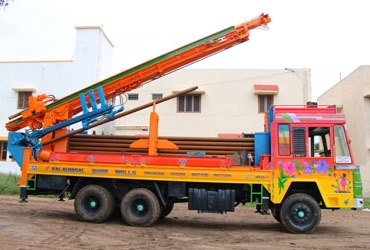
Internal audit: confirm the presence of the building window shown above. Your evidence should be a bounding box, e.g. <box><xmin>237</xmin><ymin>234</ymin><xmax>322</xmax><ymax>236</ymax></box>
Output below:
<box><xmin>258</xmin><ymin>95</ymin><xmax>273</xmax><ymax>113</ymax></box>
<box><xmin>152</xmin><ymin>93</ymin><xmax>163</xmax><ymax>100</ymax></box>
<box><xmin>177</xmin><ymin>94</ymin><xmax>201</xmax><ymax>113</ymax></box>
<box><xmin>0</xmin><ymin>141</ymin><xmax>7</xmax><ymax>161</ymax></box>
<box><xmin>18</xmin><ymin>91</ymin><xmax>32</xmax><ymax>109</ymax></box>
<box><xmin>128</xmin><ymin>93</ymin><xmax>139</xmax><ymax>101</ymax></box>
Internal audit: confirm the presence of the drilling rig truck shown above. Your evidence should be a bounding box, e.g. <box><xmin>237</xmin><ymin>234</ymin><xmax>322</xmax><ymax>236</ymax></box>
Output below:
<box><xmin>5</xmin><ymin>13</ymin><xmax>363</xmax><ymax>233</ymax></box>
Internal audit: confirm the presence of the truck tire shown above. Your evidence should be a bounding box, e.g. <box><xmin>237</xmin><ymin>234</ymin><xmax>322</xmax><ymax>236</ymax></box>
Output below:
<box><xmin>280</xmin><ymin>193</ymin><xmax>321</xmax><ymax>233</ymax></box>
<box><xmin>74</xmin><ymin>184</ymin><xmax>116</xmax><ymax>223</ymax></box>
<box><xmin>160</xmin><ymin>202</ymin><xmax>174</xmax><ymax>219</ymax></box>
<box><xmin>120</xmin><ymin>188</ymin><xmax>161</xmax><ymax>227</ymax></box>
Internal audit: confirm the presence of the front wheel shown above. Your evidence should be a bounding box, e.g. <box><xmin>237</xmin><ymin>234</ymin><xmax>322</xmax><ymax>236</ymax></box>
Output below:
<box><xmin>120</xmin><ymin>188</ymin><xmax>162</xmax><ymax>227</ymax></box>
<box><xmin>280</xmin><ymin>193</ymin><xmax>321</xmax><ymax>233</ymax></box>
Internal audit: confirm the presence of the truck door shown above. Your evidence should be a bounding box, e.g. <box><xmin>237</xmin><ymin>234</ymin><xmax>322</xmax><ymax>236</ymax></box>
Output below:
<box><xmin>274</xmin><ymin>124</ymin><xmax>334</xmax><ymax>197</ymax></box>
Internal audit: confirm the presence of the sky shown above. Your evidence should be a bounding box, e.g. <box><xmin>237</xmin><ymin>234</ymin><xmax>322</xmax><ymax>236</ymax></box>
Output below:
<box><xmin>1</xmin><ymin>0</ymin><xmax>369</xmax><ymax>100</ymax></box>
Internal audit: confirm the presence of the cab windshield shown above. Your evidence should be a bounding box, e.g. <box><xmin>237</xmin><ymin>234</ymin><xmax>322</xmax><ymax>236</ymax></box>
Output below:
<box><xmin>334</xmin><ymin>125</ymin><xmax>352</xmax><ymax>163</ymax></box>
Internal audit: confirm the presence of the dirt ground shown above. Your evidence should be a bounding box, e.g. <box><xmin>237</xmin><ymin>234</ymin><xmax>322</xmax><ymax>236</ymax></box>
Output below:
<box><xmin>0</xmin><ymin>195</ymin><xmax>369</xmax><ymax>250</ymax></box>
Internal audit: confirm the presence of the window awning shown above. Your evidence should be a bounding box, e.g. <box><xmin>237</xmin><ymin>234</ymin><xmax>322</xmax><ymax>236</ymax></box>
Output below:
<box><xmin>253</xmin><ymin>84</ymin><xmax>279</xmax><ymax>95</ymax></box>
<box><xmin>172</xmin><ymin>90</ymin><xmax>205</xmax><ymax>95</ymax></box>
<box><xmin>12</xmin><ymin>87</ymin><xmax>36</xmax><ymax>92</ymax></box>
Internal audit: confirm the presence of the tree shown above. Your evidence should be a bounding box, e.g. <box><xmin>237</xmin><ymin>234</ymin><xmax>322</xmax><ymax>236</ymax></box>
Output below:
<box><xmin>0</xmin><ymin>0</ymin><xmax>12</xmax><ymax>9</ymax></box>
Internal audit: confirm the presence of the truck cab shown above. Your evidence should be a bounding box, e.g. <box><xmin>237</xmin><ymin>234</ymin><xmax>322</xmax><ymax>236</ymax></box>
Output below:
<box><xmin>264</xmin><ymin>105</ymin><xmax>363</xmax><ymax>232</ymax></box>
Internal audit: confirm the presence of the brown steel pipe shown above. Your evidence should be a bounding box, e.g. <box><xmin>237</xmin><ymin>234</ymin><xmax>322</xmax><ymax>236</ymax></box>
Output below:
<box><xmin>68</xmin><ymin>133</ymin><xmax>255</xmax><ymax>158</ymax></box>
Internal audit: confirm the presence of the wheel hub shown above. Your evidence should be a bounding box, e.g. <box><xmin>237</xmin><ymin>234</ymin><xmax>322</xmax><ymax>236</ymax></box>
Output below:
<box><xmin>90</xmin><ymin>200</ymin><xmax>97</xmax><ymax>208</ymax></box>
<box><xmin>297</xmin><ymin>210</ymin><xmax>305</xmax><ymax>218</ymax></box>
<box><xmin>137</xmin><ymin>204</ymin><xmax>145</xmax><ymax>212</ymax></box>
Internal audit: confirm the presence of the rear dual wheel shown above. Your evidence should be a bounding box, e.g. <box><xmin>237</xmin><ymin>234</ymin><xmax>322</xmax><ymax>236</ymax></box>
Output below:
<box><xmin>120</xmin><ymin>188</ymin><xmax>162</xmax><ymax>227</ymax></box>
<box><xmin>74</xmin><ymin>184</ymin><xmax>116</xmax><ymax>223</ymax></box>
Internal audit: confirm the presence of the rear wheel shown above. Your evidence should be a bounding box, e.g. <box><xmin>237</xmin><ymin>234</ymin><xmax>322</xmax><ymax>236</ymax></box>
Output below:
<box><xmin>120</xmin><ymin>188</ymin><xmax>162</xmax><ymax>227</ymax></box>
<box><xmin>74</xmin><ymin>185</ymin><xmax>116</xmax><ymax>223</ymax></box>
<box><xmin>280</xmin><ymin>193</ymin><xmax>321</xmax><ymax>233</ymax></box>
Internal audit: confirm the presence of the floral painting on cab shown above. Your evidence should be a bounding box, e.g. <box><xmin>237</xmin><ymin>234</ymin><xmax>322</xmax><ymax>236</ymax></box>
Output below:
<box><xmin>277</xmin><ymin>159</ymin><xmax>352</xmax><ymax>195</ymax></box>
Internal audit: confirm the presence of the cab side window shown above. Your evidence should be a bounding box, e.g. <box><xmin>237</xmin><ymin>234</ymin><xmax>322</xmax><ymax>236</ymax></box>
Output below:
<box><xmin>334</xmin><ymin>125</ymin><xmax>351</xmax><ymax>163</ymax></box>
<box><xmin>309</xmin><ymin>127</ymin><xmax>331</xmax><ymax>157</ymax></box>
<box><xmin>278</xmin><ymin>124</ymin><xmax>290</xmax><ymax>156</ymax></box>
<box><xmin>278</xmin><ymin>125</ymin><xmax>307</xmax><ymax>157</ymax></box>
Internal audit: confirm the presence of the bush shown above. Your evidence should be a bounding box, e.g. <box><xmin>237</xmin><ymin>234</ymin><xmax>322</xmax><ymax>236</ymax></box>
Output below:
<box><xmin>0</xmin><ymin>173</ymin><xmax>20</xmax><ymax>195</ymax></box>
<box><xmin>364</xmin><ymin>197</ymin><xmax>370</xmax><ymax>207</ymax></box>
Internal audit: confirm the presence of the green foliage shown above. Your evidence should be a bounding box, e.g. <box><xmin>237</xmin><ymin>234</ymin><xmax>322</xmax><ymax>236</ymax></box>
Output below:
<box><xmin>0</xmin><ymin>173</ymin><xmax>20</xmax><ymax>195</ymax></box>
<box><xmin>364</xmin><ymin>197</ymin><xmax>370</xmax><ymax>207</ymax></box>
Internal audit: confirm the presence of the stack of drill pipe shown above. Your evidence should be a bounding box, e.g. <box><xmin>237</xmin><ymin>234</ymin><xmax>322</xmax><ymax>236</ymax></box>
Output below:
<box><xmin>68</xmin><ymin>134</ymin><xmax>254</xmax><ymax>157</ymax></box>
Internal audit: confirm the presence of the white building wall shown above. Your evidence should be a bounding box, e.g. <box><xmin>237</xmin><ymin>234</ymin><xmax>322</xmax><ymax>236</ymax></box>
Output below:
<box><xmin>74</xmin><ymin>26</ymin><xmax>114</xmax><ymax>84</ymax></box>
<box><xmin>318</xmin><ymin>65</ymin><xmax>370</xmax><ymax>196</ymax></box>
<box><xmin>115</xmin><ymin>68</ymin><xmax>311</xmax><ymax>137</ymax></box>
<box><xmin>0</xmin><ymin>26</ymin><xmax>114</xmax><ymax>174</ymax></box>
